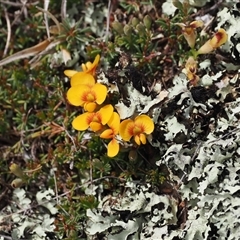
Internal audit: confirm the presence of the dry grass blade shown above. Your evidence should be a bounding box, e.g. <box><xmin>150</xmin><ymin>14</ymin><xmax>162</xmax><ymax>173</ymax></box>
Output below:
<box><xmin>36</xmin><ymin>6</ymin><xmax>61</xmax><ymax>35</ymax></box>
<box><xmin>61</xmin><ymin>0</ymin><xmax>67</xmax><ymax>21</ymax></box>
<box><xmin>3</xmin><ymin>6</ymin><xmax>11</xmax><ymax>57</ymax></box>
<box><xmin>0</xmin><ymin>38</ymin><xmax>53</xmax><ymax>67</ymax></box>
<box><xmin>44</xmin><ymin>0</ymin><xmax>51</xmax><ymax>39</ymax></box>
<box><xmin>29</xmin><ymin>38</ymin><xmax>65</xmax><ymax>68</ymax></box>
<box><xmin>0</xmin><ymin>0</ymin><xmax>39</xmax><ymax>7</ymax></box>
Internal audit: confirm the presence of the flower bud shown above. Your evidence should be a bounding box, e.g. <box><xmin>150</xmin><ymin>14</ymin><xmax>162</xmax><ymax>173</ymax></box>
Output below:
<box><xmin>172</xmin><ymin>0</ymin><xmax>183</xmax><ymax>9</ymax></box>
<box><xmin>123</xmin><ymin>24</ymin><xmax>133</xmax><ymax>36</ymax></box>
<box><xmin>143</xmin><ymin>15</ymin><xmax>152</xmax><ymax>30</ymax></box>
<box><xmin>131</xmin><ymin>17</ymin><xmax>139</xmax><ymax>27</ymax></box>
<box><xmin>11</xmin><ymin>178</ymin><xmax>24</xmax><ymax>188</ymax></box>
<box><xmin>136</xmin><ymin>23</ymin><xmax>146</xmax><ymax>36</ymax></box>
<box><xmin>128</xmin><ymin>149</ymin><xmax>138</xmax><ymax>161</ymax></box>
<box><xmin>9</xmin><ymin>163</ymin><xmax>24</xmax><ymax>178</ymax></box>
<box><xmin>112</xmin><ymin>21</ymin><xmax>124</xmax><ymax>34</ymax></box>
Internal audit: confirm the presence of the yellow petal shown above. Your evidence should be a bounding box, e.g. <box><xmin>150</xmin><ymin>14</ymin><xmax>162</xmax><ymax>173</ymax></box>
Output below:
<box><xmin>197</xmin><ymin>40</ymin><xmax>213</xmax><ymax>55</ymax></box>
<box><xmin>82</xmin><ymin>62</ymin><xmax>90</xmax><ymax>72</ymax></box>
<box><xmin>210</xmin><ymin>28</ymin><xmax>228</xmax><ymax>48</ymax></box>
<box><xmin>90</xmin><ymin>122</ymin><xmax>102</xmax><ymax>132</ymax></box>
<box><xmin>67</xmin><ymin>85</ymin><xmax>89</xmax><ymax>106</ymax></box>
<box><xmin>187</xmin><ymin>71</ymin><xmax>196</xmax><ymax>81</ymax></box>
<box><xmin>107</xmin><ymin>139</ymin><xmax>119</xmax><ymax>157</ymax></box>
<box><xmin>198</xmin><ymin>29</ymin><xmax>228</xmax><ymax>55</ymax></box>
<box><xmin>100</xmin><ymin>129</ymin><xmax>114</xmax><ymax>139</ymax></box>
<box><xmin>183</xmin><ymin>31</ymin><xmax>196</xmax><ymax>48</ymax></box>
<box><xmin>139</xmin><ymin>133</ymin><xmax>146</xmax><ymax>144</ymax></box>
<box><xmin>93</xmin><ymin>54</ymin><xmax>100</xmax><ymax>66</ymax></box>
<box><xmin>190</xmin><ymin>20</ymin><xmax>204</xmax><ymax>28</ymax></box>
<box><xmin>70</xmin><ymin>72</ymin><xmax>95</xmax><ymax>86</ymax></box>
<box><xmin>134</xmin><ymin>135</ymin><xmax>141</xmax><ymax>145</ymax></box>
<box><xmin>64</xmin><ymin>70</ymin><xmax>78</xmax><ymax>77</ymax></box>
<box><xmin>99</xmin><ymin>104</ymin><xmax>114</xmax><ymax>125</ymax></box>
<box><xmin>107</xmin><ymin>112</ymin><xmax>120</xmax><ymax>134</ymax></box>
<box><xmin>92</xmin><ymin>83</ymin><xmax>107</xmax><ymax>105</ymax></box>
<box><xmin>135</xmin><ymin>115</ymin><xmax>154</xmax><ymax>134</ymax></box>
<box><xmin>119</xmin><ymin>119</ymin><xmax>134</xmax><ymax>141</ymax></box>
<box><xmin>84</xmin><ymin>102</ymin><xmax>97</xmax><ymax>112</ymax></box>
<box><xmin>72</xmin><ymin>113</ymin><xmax>92</xmax><ymax>131</ymax></box>
<box><xmin>185</xmin><ymin>56</ymin><xmax>197</xmax><ymax>73</ymax></box>
<box><xmin>82</xmin><ymin>54</ymin><xmax>100</xmax><ymax>75</ymax></box>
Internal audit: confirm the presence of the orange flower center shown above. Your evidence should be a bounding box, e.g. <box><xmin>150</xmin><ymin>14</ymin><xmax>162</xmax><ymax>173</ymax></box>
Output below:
<box><xmin>82</xmin><ymin>91</ymin><xmax>96</xmax><ymax>102</ymax></box>
<box><xmin>86</xmin><ymin>113</ymin><xmax>101</xmax><ymax>125</ymax></box>
<box><xmin>92</xmin><ymin>113</ymin><xmax>101</xmax><ymax>122</ymax></box>
<box><xmin>129</xmin><ymin>124</ymin><xmax>145</xmax><ymax>136</ymax></box>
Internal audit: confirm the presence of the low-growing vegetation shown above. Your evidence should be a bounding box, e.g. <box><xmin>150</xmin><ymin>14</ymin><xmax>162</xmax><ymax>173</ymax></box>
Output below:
<box><xmin>0</xmin><ymin>0</ymin><xmax>240</xmax><ymax>239</ymax></box>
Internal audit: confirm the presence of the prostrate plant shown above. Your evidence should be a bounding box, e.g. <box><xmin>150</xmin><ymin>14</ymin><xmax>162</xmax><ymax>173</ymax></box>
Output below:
<box><xmin>182</xmin><ymin>28</ymin><xmax>228</xmax><ymax>86</ymax></box>
<box><xmin>173</xmin><ymin>0</ymin><xmax>228</xmax><ymax>85</ymax></box>
<box><xmin>64</xmin><ymin>55</ymin><xmax>155</xmax><ymax>157</ymax></box>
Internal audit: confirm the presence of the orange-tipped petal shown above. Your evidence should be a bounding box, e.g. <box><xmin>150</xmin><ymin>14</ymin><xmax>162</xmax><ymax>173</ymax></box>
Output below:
<box><xmin>70</xmin><ymin>72</ymin><xmax>95</xmax><ymax>86</ymax></box>
<box><xmin>135</xmin><ymin>115</ymin><xmax>154</xmax><ymax>134</ymax></box>
<box><xmin>99</xmin><ymin>104</ymin><xmax>114</xmax><ymax>125</ymax></box>
<box><xmin>92</xmin><ymin>83</ymin><xmax>107</xmax><ymax>105</ymax></box>
<box><xmin>84</xmin><ymin>102</ymin><xmax>97</xmax><ymax>112</ymax></box>
<box><xmin>72</xmin><ymin>112</ymin><xmax>93</xmax><ymax>131</ymax></box>
<box><xmin>64</xmin><ymin>70</ymin><xmax>78</xmax><ymax>77</ymax></box>
<box><xmin>107</xmin><ymin>139</ymin><xmax>119</xmax><ymax>157</ymax></box>
<box><xmin>82</xmin><ymin>54</ymin><xmax>100</xmax><ymax>76</ymax></box>
<box><xmin>210</xmin><ymin>28</ymin><xmax>228</xmax><ymax>48</ymax></box>
<box><xmin>100</xmin><ymin>129</ymin><xmax>114</xmax><ymax>139</ymax></box>
<box><xmin>67</xmin><ymin>85</ymin><xmax>89</xmax><ymax>106</ymax></box>
<box><xmin>107</xmin><ymin>112</ymin><xmax>120</xmax><ymax>135</ymax></box>
<box><xmin>198</xmin><ymin>29</ymin><xmax>228</xmax><ymax>55</ymax></box>
<box><xmin>119</xmin><ymin>119</ymin><xmax>134</xmax><ymax>141</ymax></box>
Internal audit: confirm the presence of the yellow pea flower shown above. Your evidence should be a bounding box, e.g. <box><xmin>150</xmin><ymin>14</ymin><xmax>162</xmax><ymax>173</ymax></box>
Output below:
<box><xmin>70</xmin><ymin>72</ymin><xmax>95</xmax><ymax>87</ymax></box>
<box><xmin>184</xmin><ymin>56</ymin><xmax>199</xmax><ymax>86</ymax></box>
<box><xmin>176</xmin><ymin>20</ymin><xmax>204</xmax><ymax>48</ymax></box>
<box><xmin>67</xmin><ymin>83</ymin><xmax>107</xmax><ymax>112</ymax></box>
<box><xmin>64</xmin><ymin>54</ymin><xmax>100</xmax><ymax>78</ymax></box>
<box><xmin>119</xmin><ymin>115</ymin><xmax>154</xmax><ymax>145</ymax></box>
<box><xmin>197</xmin><ymin>28</ymin><xmax>228</xmax><ymax>55</ymax></box>
<box><xmin>82</xmin><ymin>54</ymin><xmax>100</xmax><ymax>76</ymax></box>
<box><xmin>100</xmin><ymin>112</ymin><xmax>120</xmax><ymax>157</ymax></box>
<box><xmin>72</xmin><ymin>104</ymin><xmax>114</xmax><ymax>132</ymax></box>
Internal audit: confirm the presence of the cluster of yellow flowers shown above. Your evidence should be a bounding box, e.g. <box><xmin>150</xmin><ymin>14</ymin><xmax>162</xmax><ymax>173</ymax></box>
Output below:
<box><xmin>177</xmin><ymin>21</ymin><xmax>228</xmax><ymax>85</ymax></box>
<box><xmin>64</xmin><ymin>55</ymin><xmax>154</xmax><ymax>157</ymax></box>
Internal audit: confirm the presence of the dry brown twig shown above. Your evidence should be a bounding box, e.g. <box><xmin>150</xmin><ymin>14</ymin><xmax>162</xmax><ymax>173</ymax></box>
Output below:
<box><xmin>0</xmin><ymin>0</ymin><xmax>67</xmax><ymax>68</ymax></box>
<box><xmin>0</xmin><ymin>0</ymin><xmax>38</xmax><ymax>7</ymax></box>
<box><xmin>3</xmin><ymin>6</ymin><xmax>11</xmax><ymax>57</ymax></box>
